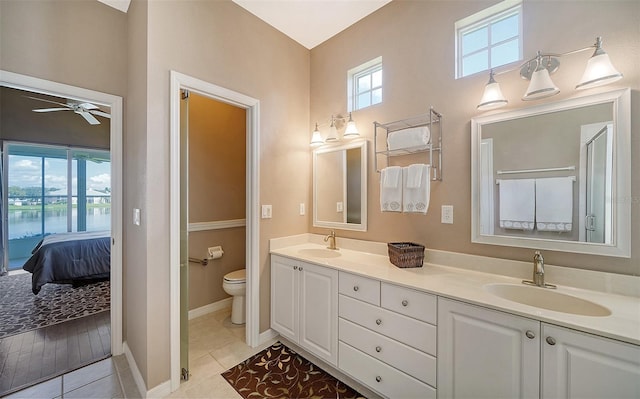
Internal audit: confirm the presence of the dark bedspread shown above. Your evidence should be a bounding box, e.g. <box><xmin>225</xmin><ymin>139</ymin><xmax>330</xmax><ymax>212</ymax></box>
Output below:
<box><xmin>23</xmin><ymin>231</ymin><xmax>111</xmax><ymax>294</ymax></box>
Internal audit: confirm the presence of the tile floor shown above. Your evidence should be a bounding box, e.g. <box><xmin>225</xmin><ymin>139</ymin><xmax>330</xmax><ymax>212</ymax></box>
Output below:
<box><xmin>3</xmin><ymin>308</ymin><xmax>275</xmax><ymax>399</ymax></box>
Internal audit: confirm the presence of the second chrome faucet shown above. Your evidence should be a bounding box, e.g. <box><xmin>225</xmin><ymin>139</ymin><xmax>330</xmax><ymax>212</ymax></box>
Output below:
<box><xmin>324</xmin><ymin>230</ymin><xmax>338</xmax><ymax>250</ymax></box>
<box><xmin>522</xmin><ymin>250</ymin><xmax>556</xmax><ymax>289</ymax></box>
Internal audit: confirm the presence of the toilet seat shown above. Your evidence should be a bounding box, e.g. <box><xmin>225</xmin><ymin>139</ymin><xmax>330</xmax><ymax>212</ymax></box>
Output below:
<box><xmin>224</xmin><ymin>269</ymin><xmax>246</xmax><ymax>283</ymax></box>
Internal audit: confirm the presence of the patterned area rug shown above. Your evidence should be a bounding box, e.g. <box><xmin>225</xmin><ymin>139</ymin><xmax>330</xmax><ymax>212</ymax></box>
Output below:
<box><xmin>0</xmin><ymin>272</ymin><xmax>110</xmax><ymax>339</ymax></box>
<box><xmin>222</xmin><ymin>342</ymin><xmax>365</xmax><ymax>399</ymax></box>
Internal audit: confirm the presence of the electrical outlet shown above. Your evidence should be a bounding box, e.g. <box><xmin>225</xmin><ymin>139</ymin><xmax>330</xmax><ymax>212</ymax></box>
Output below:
<box><xmin>261</xmin><ymin>204</ymin><xmax>272</xmax><ymax>219</ymax></box>
<box><xmin>337</xmin><ymin>202</ymin><xmax>344</xmax><ymax>212</ymax></box>
<box><xmin>299</xmin><ymin>203</ymin><xmax>305</xmax><ymax>215</ymax></box>
<box><xmin>133</xmin><ymin>208</ymin><xmax>141</xmax><ymax>226</ymax></box>
<box><xmin>441</xmin><ymin>205</ymin><xmax>454</xmax><ymax>224</ymax></box>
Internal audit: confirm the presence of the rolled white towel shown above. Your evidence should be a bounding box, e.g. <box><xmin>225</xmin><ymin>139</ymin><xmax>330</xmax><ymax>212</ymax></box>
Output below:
<box><xmin>387</xmin><ymin>126</ymin><xmax>430</xmax><ymax>151</ymax></box>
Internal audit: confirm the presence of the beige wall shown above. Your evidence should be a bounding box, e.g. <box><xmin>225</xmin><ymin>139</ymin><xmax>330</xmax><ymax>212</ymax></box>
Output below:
<box><xmin>188</xmin><ymin>94</ymin><xmax>246</xmax><ymax>310</ymax></box>
<box><xmin>309</xmin><ymin>0</ymin><xmax>640</xmax><ymax>276</ymax></box>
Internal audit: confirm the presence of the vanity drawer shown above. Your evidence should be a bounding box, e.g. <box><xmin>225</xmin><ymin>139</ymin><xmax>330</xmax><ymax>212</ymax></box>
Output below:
<box><xmin>339</xmin><ymin>294</ymin><xmax>436</xmax><ymax>355</ymax></box>
<box><xmin>339</xmin><ymin>341</ymin><xmax>436</xmax><ymax>399</ymax></box>
<box><xmin>339</xmin><ymin>318</ymin><xmax>436</xmax><ymax>387</ymax></box>
<box><xmin>339</xmin><ymin>272</ymin><xmax>380</xmax><ymax>306</ymax></box>
<box><xmin>381</xmin><ymin>283</ymin><xmax>437</xmax><ymax>324</ymax></box>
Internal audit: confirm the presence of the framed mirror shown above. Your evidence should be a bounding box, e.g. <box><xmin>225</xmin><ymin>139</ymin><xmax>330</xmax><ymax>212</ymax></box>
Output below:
<box><xmin>313</xmin><ymin>140</ymin><xmax>368</xmax><ymax>231</ymax></box>
<box><xmin>471</xmin><ymin>88</ymin><xmax>630</xmax><ymax>257</ymax></box>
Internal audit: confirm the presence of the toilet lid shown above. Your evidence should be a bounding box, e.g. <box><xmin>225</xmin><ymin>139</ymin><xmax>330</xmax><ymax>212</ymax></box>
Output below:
<box><xmin>224</xmin><ymin>269</ymin><xmax>246</xmax><ymax>282</ymax></box>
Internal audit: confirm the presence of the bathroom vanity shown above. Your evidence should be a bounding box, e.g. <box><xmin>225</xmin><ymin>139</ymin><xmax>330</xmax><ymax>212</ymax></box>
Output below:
<box><xmin>270</xmin><ymin>235</ymin><xmax>640</xmax><ymax>399</ymax></box>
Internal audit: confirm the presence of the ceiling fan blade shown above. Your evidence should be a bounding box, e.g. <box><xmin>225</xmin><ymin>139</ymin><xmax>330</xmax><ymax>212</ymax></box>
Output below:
<box><xmin>77</xmin><ymin>111</ymin><xmax>100</xmax><ymax>125</ymax></box>
<box><xmin>89</xmin><ymin>110</ymin><xmax>111</xmax><ymax>119</ymax></box>
<box><xmin>79</xmin><ymin>102</ymin><xmax>100</xmax><ymax>110</ymax></box>
<box><xmin>25</xmin><ymin>95</ymin><xmax>71</xmax><ymax>108</ymax></box>
<box><xmin>33</xmin><ymin>107</ymin><xmax>72</xmax><ymax>113</ymax></box>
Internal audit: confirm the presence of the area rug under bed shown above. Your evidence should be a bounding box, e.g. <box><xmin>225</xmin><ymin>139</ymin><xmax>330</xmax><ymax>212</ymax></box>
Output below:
<box><xmin>0</xmin><ymin>272</ymin><xmax>110</xmax><ymax>339</ymax></box>
<box><xmin>222</xmin><ymin>341</ymin><xmax>365</xmax><ymax>399</ymax></box>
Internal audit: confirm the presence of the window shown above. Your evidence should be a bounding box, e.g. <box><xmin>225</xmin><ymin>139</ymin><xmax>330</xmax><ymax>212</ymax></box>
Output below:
<box><xmin>348</xmin><ymin>57</ymin><xmax>382</xmax><ymax>111</ymax></box>
<box><xmin>456</xmin><ymin>0</ymin><xmax>522</xmax><ymax>78</ymax></box>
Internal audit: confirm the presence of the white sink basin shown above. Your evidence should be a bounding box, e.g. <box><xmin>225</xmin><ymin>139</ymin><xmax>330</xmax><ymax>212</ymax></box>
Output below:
<box><xmin>297</xmin><ymin>248</ymin><xmax>342</xmax><ymax>258</ymax></box>
<box><xmin>484</xmin><ymin>283</ymin><xmax>611</xmax><ymax>317</ymax></box>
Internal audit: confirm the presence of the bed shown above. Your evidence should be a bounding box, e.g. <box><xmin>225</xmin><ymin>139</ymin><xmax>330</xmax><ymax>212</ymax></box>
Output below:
<box><xmin>23</xmin><ymin>230</ymin><xmax>111</xmax><ymax>294</ymax></box>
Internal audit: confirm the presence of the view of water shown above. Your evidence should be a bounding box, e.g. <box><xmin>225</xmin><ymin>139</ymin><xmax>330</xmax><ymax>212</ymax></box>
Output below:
<box><xmin>8</xmin><ymin>207</ymin><xmax>111</xmax><ymax>239</ymax></box>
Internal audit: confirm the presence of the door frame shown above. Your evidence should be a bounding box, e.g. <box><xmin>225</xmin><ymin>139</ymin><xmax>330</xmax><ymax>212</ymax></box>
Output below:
<box><xmin>169</xmin><ymin>71</ymin><xmax>260</xmax><ymax>390</ymax></box>
<box><xmin>0</xmin><ymin>69</ymin><xmax>124</xmax><ymax>356</ymax></box>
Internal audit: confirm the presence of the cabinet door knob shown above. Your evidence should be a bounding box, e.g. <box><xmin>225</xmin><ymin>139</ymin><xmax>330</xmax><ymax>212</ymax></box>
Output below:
<box><xmin>546</xmin><ymin>336</ymin><xmax>556</xmax><ymax>346</ymax></box>
<box><xmin>299</xmin><ymin>267</ymin><xmax>303</xmax><ymax>271</ymax></box>
<box><xmin>293</xmin><ymin>266</ymin><xmax>298</xmax><ymax>270</ymax></box>
<box><xmin>375</xmin><ymin>319</ymin><xmax>382</xmax><ymax>325</ymax></box>
<box><xmin>525</xmin><ymin>330</ymin><xmax>535</xmax><ymax>339</ymax></box>
<box><xmin>375</xmin><ymin>346</ymin><xmax>382</xmax><ymax>352</ymax></box>
<box><xmin>353</xmin><ymin>286</ymin><xmax>359</xmax><ymax>292</ymax></box>
<box><xmin>375</xmin><ymin>376</ymin><xmax>382</xmax><ymax>383</ymax></box>
<box><xmin>401</xmin><ymin>299</ymin><xmax>408</xmax><ymax>307</ymax></box>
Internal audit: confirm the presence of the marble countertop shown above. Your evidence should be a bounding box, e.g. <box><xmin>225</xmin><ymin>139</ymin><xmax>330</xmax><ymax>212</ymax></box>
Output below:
<box><xmin>270</xmin><ymin>240</ymin><xmax>640</xmax><ymax>346</ymax></box>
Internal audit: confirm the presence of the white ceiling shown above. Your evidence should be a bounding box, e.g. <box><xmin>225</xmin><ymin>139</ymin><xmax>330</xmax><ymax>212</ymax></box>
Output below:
<box><xmin>96</xmin><ymin>0</ymin><xmax>391</xmax><ymax>50</ymax></box>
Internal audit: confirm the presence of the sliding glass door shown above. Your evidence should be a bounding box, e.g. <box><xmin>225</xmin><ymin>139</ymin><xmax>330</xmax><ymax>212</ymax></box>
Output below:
<box><xmin>3</xmin><ymin>143</ymin><xmax>111</xmax><ymax>270</ymax></box>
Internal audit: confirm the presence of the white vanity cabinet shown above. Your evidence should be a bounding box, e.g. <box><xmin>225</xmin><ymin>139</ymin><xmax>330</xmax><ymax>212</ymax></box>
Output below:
<box><xmin>438</xmin><ymin>297</ymin><xmax>541</xmax><ymax>399</ymax></box>
<box><xmin>438</xmin><ymin>298</ymin><xmax>640</xmax><ymax>399</ymax></box>
<box><xmin>541</xmin><ymin>324</ymin><xmax>640</xmax><ymax>399</ymax></box>
<box><xmin>270</xmin><ymin>255</ymin><xmax>338</xmax><ymax>366</ymax></box>
<box><xmin>338</xmin><ymin>272</ymin><xmax>437</xmax><ymax>399</ymax></box>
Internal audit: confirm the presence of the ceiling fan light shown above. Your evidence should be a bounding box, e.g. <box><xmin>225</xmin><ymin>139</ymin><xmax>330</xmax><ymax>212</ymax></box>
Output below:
<box><xmin>477</xmin><ymin>72</ymin><xmax>507</xmax><ymax>110</ymax></box>
<box><xmin>523</xmin><ymin>66</ymin><xmax>559</xmax><ymax>101</ymax></box>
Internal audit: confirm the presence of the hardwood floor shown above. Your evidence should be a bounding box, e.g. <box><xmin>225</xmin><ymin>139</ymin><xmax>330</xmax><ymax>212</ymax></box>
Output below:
<box><xmin>0</xmin><ymin>311</ymin><xmax>111</xmax><ymax>396</ymax></box>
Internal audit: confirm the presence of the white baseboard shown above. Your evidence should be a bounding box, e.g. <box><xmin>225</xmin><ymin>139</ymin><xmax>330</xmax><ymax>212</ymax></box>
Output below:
<box><xmin>188</xmin><ymin>297</ymin><xmax>233</xmax><ymax>320</ymax></box>
<box><xmin>123</xmin><ymin>342</ymin><xmax>171</xmax><ymax>399</ymax></box>
<box><xmin>258</xmin><ymin>328</ymin><xmax>279</xmax><ymax>346</ymax></box>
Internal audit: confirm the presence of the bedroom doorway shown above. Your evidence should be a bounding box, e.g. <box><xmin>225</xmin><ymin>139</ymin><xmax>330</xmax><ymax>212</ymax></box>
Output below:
<box><xmin>0</xmin><ymin>71</ymin><xmax>123</xmax><ymax>395</ymax></box>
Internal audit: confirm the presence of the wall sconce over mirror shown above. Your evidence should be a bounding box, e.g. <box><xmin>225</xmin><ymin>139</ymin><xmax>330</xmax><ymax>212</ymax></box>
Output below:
<box><xmin>478</xmin><ymin>36</ymin><xmax>623</xmax><ymax>111</ymax></box>
<box><xmin>310</xmin><ymin>112</ymin><xmax>360</xmax><ymax>146</ymax></box>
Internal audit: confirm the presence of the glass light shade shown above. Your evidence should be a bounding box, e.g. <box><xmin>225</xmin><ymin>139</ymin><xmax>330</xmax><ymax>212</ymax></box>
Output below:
<box><xmin>477</xmin><ymin>74</ymin><xmax>507</xmax><ymax>110</ymax></box>
<box><xmin>522</xmin><ymin>66</ymin><xmax>559</xmax><ymax>101</ymax></box>
<box><xmin>310</xmin><ymin>123</ymin><xmax>324</xmax><ymax>146</ymax></box>
<box><xmin>343</xmin><ymin>113</ymin><xmax>359</xmax><ymax>138</ymax></box>
<box><xmin>576</xmin><ymin>51</ymin><xmax>623</xmax><ymax>90</ymax></box>
<box><xmin>326</xmin><ymin>119</ymin><xmax>338</xmax><ymax>141</ymax></box>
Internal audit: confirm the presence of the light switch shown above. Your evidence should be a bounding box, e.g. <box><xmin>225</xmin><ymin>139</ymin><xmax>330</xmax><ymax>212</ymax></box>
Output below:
<box><xmin>299</xmin><ymin>203</ymin><xmax>305</xmax><ymax>215</ymax></box>
<box><xmin>441</xmin><ymin>205</ymin><xmax>453</xmax><ymax>224</ymax></box>
<box><xmin>261</xmin><ymin>204</ymin><xmax>272</xmax><ymax>219</ymax></box>
<box><xmin>133</xmin><ymin>208</ymin><xmax>141</xmax><ymax>225</ymax></box>
<box><xmin>336</xmin><ymin>202</ymin><xmax>344</xmax><ymax>212</ymax></box>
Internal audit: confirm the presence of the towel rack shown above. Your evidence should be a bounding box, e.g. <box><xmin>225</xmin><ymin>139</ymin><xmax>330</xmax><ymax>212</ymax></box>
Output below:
<box><xmin>496</xmin><ymin>165</ymin><xmax>575</xmax><ymax>175</ymax></box>
<box><xmin>189</xmin><ymin>257</ymin><xmax>208</xmax><ymax>266</ymax></box>
<box><xmin>374</xmin><ymin>106</ymin><xmax>443</xmax><ymax>180</ymax></box>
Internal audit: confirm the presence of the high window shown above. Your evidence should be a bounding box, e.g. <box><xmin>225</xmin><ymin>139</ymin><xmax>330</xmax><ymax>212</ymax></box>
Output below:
<box><xmin>348</xmin><ymin>57</ymin><xmax>383</xmax><ymax>111</ymax></box>
<box><xmin>456</xmin><ymin>0</ymin><xmax>522</xmax><ymax>78</ymax></box>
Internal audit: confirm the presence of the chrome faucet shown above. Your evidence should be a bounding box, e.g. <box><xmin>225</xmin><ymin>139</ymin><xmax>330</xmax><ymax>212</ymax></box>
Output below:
<box><xmin>523</xmin><ymin>250</ymin><xmax>556</xmax><ymax>288</ymax></box>
<box><xmin>324</xmin><ymin>230</ymin><xmax>337</xmax><ymax>250</ymax></box>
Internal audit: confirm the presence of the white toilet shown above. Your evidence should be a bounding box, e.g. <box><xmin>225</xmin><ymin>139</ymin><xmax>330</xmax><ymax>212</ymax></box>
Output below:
<box><xmin>223</xmin><ymin>269</ymin><xmax>246</xmax><ymax>324</ymax></box>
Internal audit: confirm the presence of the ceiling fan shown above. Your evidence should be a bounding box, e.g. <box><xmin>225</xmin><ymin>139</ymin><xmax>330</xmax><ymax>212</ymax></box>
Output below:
<box><xmin>26</xmin><ymin>96</ymin><xmax>111</xmax><ymax>125</ymax></box>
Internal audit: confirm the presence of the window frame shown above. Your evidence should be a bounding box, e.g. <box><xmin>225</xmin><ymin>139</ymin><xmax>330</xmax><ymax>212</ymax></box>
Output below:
<box><xmin>348</xmin><ymin>56</ymin><xmax>383</xmax><ymax>112</ymax></box>
<box><xmin>455</xmin><ymin>0</ymin><xmax>523</xmax><ymax>79</ymax></box>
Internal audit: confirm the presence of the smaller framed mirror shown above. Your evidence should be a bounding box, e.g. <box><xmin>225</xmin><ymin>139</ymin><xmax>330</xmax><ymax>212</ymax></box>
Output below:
<box><xmin>313</xmin><ymin>140</ymin><xmax>368</xmax><ymax>231</ymax></box>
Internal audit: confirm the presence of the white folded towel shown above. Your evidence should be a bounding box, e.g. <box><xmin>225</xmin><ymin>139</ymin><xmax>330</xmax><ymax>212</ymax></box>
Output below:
<box><xmin>387</xmin><ymin>126</ymin><xmax>430</xmax><ymax>151</ymax></box>
<box><xmin>535</xmin><ymin>177</ymin><xmax>573</xmax><ymax>232</ymax></box>
<box><xmin>403</xmin><ymin>164</ymin><xmax>430</xmax><ymax>214</ymax></box>
<box><xmin>380</xmin><ymin>166</ymin><xmax>402</xmax><ymax>212</ymax></box>
<box><xmin>499</xmin><ymin>179</ymin><xmax>535</xmax><ymax>230</ymax></box>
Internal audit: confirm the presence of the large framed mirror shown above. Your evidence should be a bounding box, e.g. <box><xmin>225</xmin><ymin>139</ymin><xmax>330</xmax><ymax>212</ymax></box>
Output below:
<box><xmin>313</xmin><ymin>140</ymin><xmax>368</xmax><ymax>231</ymax></box>
<box><xmin>471</xmin><ymin>88</ymin><xmax>630</xmax><ymax>257</ymax></box>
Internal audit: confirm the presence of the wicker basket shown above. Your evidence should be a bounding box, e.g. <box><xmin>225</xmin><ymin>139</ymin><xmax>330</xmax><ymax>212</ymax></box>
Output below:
<box><xmin>387</xmin><ymin>242</ymin><xmax>425</xmax><ymax>268</ymax></box>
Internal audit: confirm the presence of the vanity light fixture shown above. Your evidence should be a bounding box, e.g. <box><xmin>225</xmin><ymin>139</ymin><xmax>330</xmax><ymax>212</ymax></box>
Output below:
<box><xmin>309</xmin><ymin>112</ymin><xmax>360</xmax><ymax>146</ymax></box>
<box><xmin>477</xmin><ymin>36</ymin><xmax>622</xmax><ymax>110</ymax></box>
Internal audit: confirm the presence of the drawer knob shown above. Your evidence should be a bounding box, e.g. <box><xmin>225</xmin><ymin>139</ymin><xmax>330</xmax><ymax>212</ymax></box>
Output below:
<box><xmin>353</xmin><ymin>286</ymin><xmax>359</xmax><ymax>292</ymax></box>
<box><xmin>546</xmin><ymin>336</ymin><xmax>556</xmax><ymax>346</ymax></box>
<box><xmin>375</xmin><ymin>319</ymin><xmax>382</xmax><ymax>325</ymax></box>
<box><xmin>525</xmin><ymin>330</ymin><xmax>535</xmax><ymax>339</ymax></box>
<box><xmin>401</xmin><ymin>299</ymin><xmax>408</xmax><ymax>307</ymax></box>
<box><xmin>375</xmin><ymin>346</ymin><xmax>382</xmax><ymax>353</ymax></box>
<box><xmin>293</xmin><ymin>266</ymin><xmax>298</xmax><ymax>270</ymax></box>
<box><xmin>299</xmin><ymin>267</ymin><xmax>303</xmax><ymax>271</ymax></box>
<box><xmin>375</xmin><ymin>376</ymin><xmax>382</xmax><ymax>383</ymax></box>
